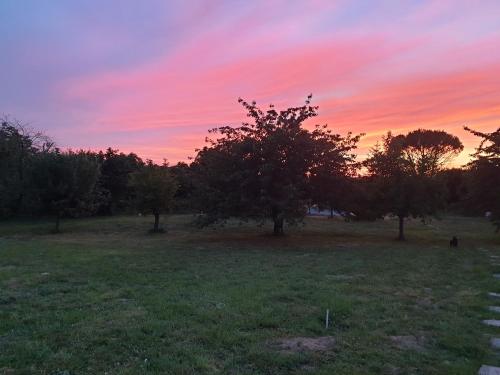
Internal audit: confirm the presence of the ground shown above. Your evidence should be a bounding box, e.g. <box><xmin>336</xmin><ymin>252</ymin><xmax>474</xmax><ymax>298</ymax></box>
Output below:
<box><xmin>0</xmin><ymin>215</ymin><xmax>499</xmax><ymax>374</ymax></box>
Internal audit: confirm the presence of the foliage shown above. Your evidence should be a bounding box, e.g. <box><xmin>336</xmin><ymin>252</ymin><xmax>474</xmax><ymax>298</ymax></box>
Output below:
<box><xmin>129</xmin><ymin>161</ymin><xmax>177</xmax><ymax>232</ymax></box>
<box><xmin>401</xmin><ymin>129</ymin><xmax>463</xmax><ymax>176</ymax></box>
<box><xmin>465</xmin><ymin>126</ymin><xmax>500</xmax><ymax>230</ymax></box>
<box><xmin>364</xmin><ymin>129</ymin><xmax>463</xmax><ymax>240</ymax></box>
<box><xmin>308</xmin><ymin>130</ymin><xmax>362</xmax><ymax>218</ymax></box>
<box><xmin>437</xmin><ymin>168</ymin><xmax>469</xmax><ymax>208</ymax></box>
<box><xmin>192</xmin><ymin>96</ymin><xmax>362</xmax><ymax>234</ymax></box>
<box><xmin>4</xmin><ymin>112</ymin><xmax>500</xmax><ymax>242</ymax></box>
<box><xmin>28</xmin><ymin>150</ymin><xmax>101</xmax><ymax>232</ymax></box>
<box><xmin>97</xmin><ymin>148</ymin><xmax>144</xmax><ymax>214</ymax></box>
<box><xmin>0</xmin><ymin>117</ymin><xmax>53</xmax><ymax>217</ymax></box>
<box><xmin>170</xmin><ymin>162</ymin><xmax>196</xmax><ymax>212</ymax></box>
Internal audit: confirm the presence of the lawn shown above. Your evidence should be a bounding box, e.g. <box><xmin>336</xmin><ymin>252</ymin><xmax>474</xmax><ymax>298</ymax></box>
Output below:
<box><xmin>1</xmin><ymin>215</ymin><xmax>499</xmax><ymax>374</ymax></box>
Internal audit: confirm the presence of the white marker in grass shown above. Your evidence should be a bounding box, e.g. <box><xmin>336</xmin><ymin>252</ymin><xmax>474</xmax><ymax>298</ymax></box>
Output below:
<box><xmin>325</xmin><ymin>309</ymin><xmax>330</xmax><ymax>329</ymax></box>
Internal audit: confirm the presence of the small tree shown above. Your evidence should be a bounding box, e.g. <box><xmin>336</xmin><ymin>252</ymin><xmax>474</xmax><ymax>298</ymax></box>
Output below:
<box><xmin>29</xmin><ymin>150</ymin><xmax>100</xmax><ymax>232</ymax></box>
<box><xmin>365</xmin><ymin>129</ymin><xmax>463</xmax><ymax>240</ymax></box>
<box><xmin>129</xmin><ymin>161</ymin><xmax>177</xmax><ymax>233</ymax></box>
<box><xmin>465</xmin><ymin>126</ymin><xmax>500</xmax><ymax>231</ymax></box>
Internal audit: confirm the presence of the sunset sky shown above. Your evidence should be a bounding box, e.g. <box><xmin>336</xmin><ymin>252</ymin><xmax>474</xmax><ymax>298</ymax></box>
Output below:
<box><xmin>1</xmin><ymin>0</ymin><xmax>500</xmax><ymax>164</ymax></box>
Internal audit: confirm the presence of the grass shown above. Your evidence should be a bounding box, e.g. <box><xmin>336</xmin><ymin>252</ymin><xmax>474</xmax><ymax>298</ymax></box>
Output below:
<box><xmin>0</xmin><ymin>214</ymin><xmax>499</xmax><ymax>374</ymax></box>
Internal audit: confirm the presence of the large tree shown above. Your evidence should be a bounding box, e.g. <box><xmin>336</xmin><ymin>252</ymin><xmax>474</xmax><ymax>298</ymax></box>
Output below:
<box><xmin>29</xmin><ymin>150</ymin><xmax>101</xmax><ymax>232</ymax></box>
<box><xmin>0</xmin><ymin>117</ymin><xmax>53</xmax><ymax>217</ymax></box>
<box><xmin>465</xmin><ymin>126</ymin><xmax>500</xmax><ymax>231</ymax></box>
<box><xmin>97</xmin><ymin>148</ymin><xmax>144</xmax><ymax>214</ymax></box>
<box><xmin>191</xmin><ymin>96</ymin><xmax>362</xmax><ymax>235</ymax></box>
<box><xmin>129</xmin><ymin>161</ymin><xmax>177</xmax><ymax>233</ymax></box>
<box><xmin>365</xmin><ymin>129</ymin><xmax>463</xmax><ymax>240</ymax></box>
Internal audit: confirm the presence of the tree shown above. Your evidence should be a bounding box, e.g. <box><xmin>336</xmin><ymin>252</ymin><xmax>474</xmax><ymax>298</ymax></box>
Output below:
<box><xmin>308</xmin><ymin>131</ymin><xmax>362</xmax><ymax>218</ymax></box>
<box><xmin>400</xmin><ymin>129</ymin><xmax>464</xmax><ymax>176</ymax></box>
<box><xmin>437</xmin><ymin>168</ymin><xmax>469</xmax><ymax>208</ymax></box>
<box><xmin>170</xmin><ymin>162</ymin><xmax>196</xmax><ymax>213</ymax></box>
<box><xmin>465</xmin><ymin>126</ymin><xmax>500</xmax><ymax>230</ymax></box>
<box><xmin>129</xmin><ymin>161</ymin><xmax>177</xmax><ymax>233</ymax></box>
<box><xmin>365</xmin><ymin>129</ymin><xmax>463</xmax><ymax>240</ymax></box>
<box><xmin>191</xmin><ymin>96</ymin><xmax>362</xmax><ymax>235</ymax></box>
<box><xmin>29</xmin><ymin>150</ymin><xmax>100</xmax><ymax>232</ymax></box>
<box><xmin>97</xmin><ymin>148</ymin><xmax>144</xmax><ymax>214</ymax></box>
<box><xmin>0</xmin><ymin>117</ymin><xmax>53</xmax><ymax>217</ymax></box>
<box><xmin>348</xmin><ymin>176</ymin><xmax>381</xmax><ymax>221</ymax></box>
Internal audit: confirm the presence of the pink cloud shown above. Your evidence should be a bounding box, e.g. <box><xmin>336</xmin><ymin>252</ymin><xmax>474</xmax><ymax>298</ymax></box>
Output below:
<box><xmin>60</xmin><ymin>34</ymin><xmax>404</xmax><ymax>135</ymax></box>
<box><xmin>50</xmin><ymin>2</ymin><xmax>500</xmax><ymax>163</ymax></box>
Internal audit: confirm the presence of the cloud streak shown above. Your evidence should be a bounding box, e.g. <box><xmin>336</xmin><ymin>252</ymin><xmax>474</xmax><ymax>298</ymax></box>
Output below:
<box><xmin>1</xmin><ymin>0</ymin><xmax>500</xmax><ymax>163</ymax></box>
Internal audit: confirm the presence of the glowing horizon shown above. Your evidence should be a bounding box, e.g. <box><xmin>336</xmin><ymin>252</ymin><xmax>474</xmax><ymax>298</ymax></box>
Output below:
<box><xmin>1</xmin><ymin>1</ymin><xmax>500</xmax><ymax>165</ymax></box>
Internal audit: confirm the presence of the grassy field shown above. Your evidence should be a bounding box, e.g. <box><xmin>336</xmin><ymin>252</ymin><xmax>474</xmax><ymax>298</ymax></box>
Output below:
<box><xmin>1</xmin><ymin>215</ymin><xmax>499</xmax><ymax>374</ymax></box>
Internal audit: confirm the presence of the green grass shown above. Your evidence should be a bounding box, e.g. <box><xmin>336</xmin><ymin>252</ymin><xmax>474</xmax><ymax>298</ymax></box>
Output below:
<box><xmin>0</xmin><ymin>215</ymin><xmax>499</xmax><ymax>374</ymax></box>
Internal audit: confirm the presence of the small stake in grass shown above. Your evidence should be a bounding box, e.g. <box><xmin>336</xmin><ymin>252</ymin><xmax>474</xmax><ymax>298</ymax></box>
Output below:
<box><xmin>325</xmin><ymin>309</ymin><xmax>330</xmax><ymax>329</ymax></box>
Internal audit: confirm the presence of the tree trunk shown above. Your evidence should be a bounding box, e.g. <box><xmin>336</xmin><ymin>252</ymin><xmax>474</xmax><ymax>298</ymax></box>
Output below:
<box><xmin>397</xmin><ymin>215</ymin><xmax>405</xmax><ymax>241</ymax></box>
<box><xmin>14</xmin><ymin>152</ymin><xmax>25</xmax><ymax>215</ymax></box>
<box><xmin>55</xmin><ymin>212</ymin><xmax>61</xmax><ymax>233</ymax></box>
<box><xmin>271</xmin><ymin>206</ymin><xmax>284</xmax><ymax>235</ymax></box>
<box><xmin>271</xmin><ymin>207</ymin><xmax>284</xmax><ymax>236</ymax></box>
<box><xmin>273</xmin><ymin>217</ymin><xmax>284</xmax><ymax>235</ymax></box>
<box><xmin>153</xmin><ymin>212</ymin><xmax>160</xmax><ymax>232</ymax></box>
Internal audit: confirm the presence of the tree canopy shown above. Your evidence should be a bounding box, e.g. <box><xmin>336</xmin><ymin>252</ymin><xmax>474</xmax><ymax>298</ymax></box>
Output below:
<box><xmin>129</xmin><ymin>161</ymin><xmax>177</xmax><ymax>233</ymax></box>
<box><xmin>401</xmin><ymin>129</ymin><xmax>463</xmax><ymax>176</ymax></box>
<box><xmin>29</xmin><ymin>150</ymin><xmax>101</xmax><ymax>232</ymax></box>
<box><xmin>465</xmin><ymin>126</ymin><xmax>500</xmax><ymax>230</ymax></box>
<box><xmin>0</xmin><ymin>117</ymin><xmax>54</xmax><ymax>217</ymax></box>
<box><xmin>5</xmin><ymin>102</ymin><xmax>500</xmax><ymax>240</ymax></box>
<box><xmin>192</xmin><ymin>96</ymin><xmax>362</xmax><ymax>234</ymax></box>
<box><xmin>97</xmin><ymin>148</ymin><xmax>144</xmax><ymax>214</ymax></box>
<box><xmin>364</xmin><ymin>129</ymin><xmax>463</xmax><ymax>240</ymax></box>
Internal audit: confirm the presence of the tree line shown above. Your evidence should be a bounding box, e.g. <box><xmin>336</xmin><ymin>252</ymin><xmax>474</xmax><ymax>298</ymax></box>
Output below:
<box><xmin>1</xmin><ymin>96</ymin><xmax>499</xmax><ymax>239</ymax></box>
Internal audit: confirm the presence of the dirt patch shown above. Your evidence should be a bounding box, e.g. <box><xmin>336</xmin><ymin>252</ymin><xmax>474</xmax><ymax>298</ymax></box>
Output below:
<box><xmin>5</xmin><ymin>278</ymin><xmax>21</xmax><ymax>289</ymax></box>
<box><xmin>271</xmin><ymin>336</ymin><xmax>336</xmax><ymax>353</ymax></box>
<box><xmin>383</xmin><ymin>365</ymin><xmax>403</xmax><ymax>375</ymax></box>
<box><xmin>326</xmin><ymin>274</ymin><xmax>355</xmax><ymax>281</ymax></box>
<box><xmin>416</xmin><ymin>297</ymin><xmax>434</xmax><ymax>308</ymax></box>
<box><xmin>389</xmin><ymin>335</ymin><xmax>425</xmax><ymax>351</ymax></box>
<box><xmin>299</xmin><ymin>365</ymin><xmax>316</xmax><ymax>372</ymax></box>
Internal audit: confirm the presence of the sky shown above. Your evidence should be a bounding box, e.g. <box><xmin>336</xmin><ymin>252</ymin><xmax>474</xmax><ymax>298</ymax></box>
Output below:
<box><xmin>1</xmin><ymin>0</ymin><xmax>500</xmax><ymax>164</ymax></box>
